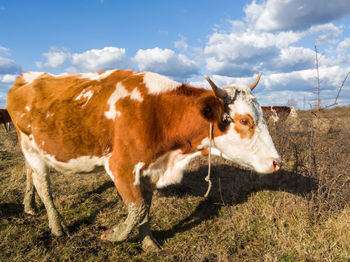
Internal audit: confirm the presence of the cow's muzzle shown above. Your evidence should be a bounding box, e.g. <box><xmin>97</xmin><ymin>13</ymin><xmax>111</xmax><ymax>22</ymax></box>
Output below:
<box><xmin>272</xmin><ymin>158</ymin><xmax>282</xmax><ymax>172</ymax></box>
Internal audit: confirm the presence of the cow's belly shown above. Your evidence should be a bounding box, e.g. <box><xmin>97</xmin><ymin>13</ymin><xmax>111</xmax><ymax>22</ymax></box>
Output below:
<box><xmin>44</xmin><ymin>155</ymin><xmax>107</xmax><ymax>174</ymax></box>
<box><xmin>20</xmin><ymin>132</ymin><xmax>108</xmax><ymax>174</ymax></box>
<box><xmin>140</xmin><ymin>150</ymin><xmax>201</xmax><ymax>189</ymax></box>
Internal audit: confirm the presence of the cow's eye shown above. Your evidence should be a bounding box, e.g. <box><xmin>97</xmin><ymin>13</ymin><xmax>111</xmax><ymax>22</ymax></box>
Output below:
<box><xmin>240</xmin><ymin>119</ymin><xmax>250</xmax><ymax>125</ymax></box>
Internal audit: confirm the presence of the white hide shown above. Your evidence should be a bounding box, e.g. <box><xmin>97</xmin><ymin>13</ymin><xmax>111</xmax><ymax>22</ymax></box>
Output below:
<box><xmin>21</xmin><ymin>72</ymin><xmax>68</xmax><ymax>85</ymax></box>
<box><xmin>133</xmin><ymin>150</ymin><xmax>201</xmax><ymax>189</ymax></box>
<box><xmin>79</xmin><ymin>70</ymin><xmax>116</xmax><ymax>81</ymax></box>
<box><xmin>75</xmin><ymin>90</ymin><xmax>94</xmax><ymax>102</ymax></box>
<box><xmin>130</xmin><ymin>88</ymin><xmax>143</xmax><ymax>102</ymax></box>
<box><xmin>105</xmin><ymin>83</ymin><xmax>143</xmax><ymax>120</ymax></box>
<box><xmin>133</xmin><ymin>162</ymin><xmax>145</xmax><ymax>186</ymax></box>
<box><xmin>20</xmin><ymin>132</ymin><xmax>110</xmax><ymax>175</ymax></box>
<box><xmin>104</xmin><ymin>83</ymin><xmax>130</xmax><ymax>119</ymax></box>
<box><xmin>143</xmin><ymin>72</ymin><xmax>180</xmax><ymax>94</ymax></box>
<box><xmin>22</xmin><ymin>72</ymin><xmax>44</xmax><ymax>85</ymax></box>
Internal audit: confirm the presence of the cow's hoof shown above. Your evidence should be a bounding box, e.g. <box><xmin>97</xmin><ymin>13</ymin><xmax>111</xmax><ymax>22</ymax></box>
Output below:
<box><xmin>101</xmin><ymin>224</ymin><xmax>129</xmax><ymax>242</ymax></box>
<box><xmin>23</xmin><ymin>201</ymin><xmax>37</xmax><ymax>215</ymax></box>
<box><xmin>24</xmin><ymin>207</ymin><xmax>36</xmax><ymax>215</ymax></box>
<box><xmin>51</xmin><ymin>221</ymin><xmax>69</xmax><ymax>237</ymax></box>
<box><xmin>142</xmin><ymin>236</ymin><xmax>161</xmax><ymax>252</ymax></box>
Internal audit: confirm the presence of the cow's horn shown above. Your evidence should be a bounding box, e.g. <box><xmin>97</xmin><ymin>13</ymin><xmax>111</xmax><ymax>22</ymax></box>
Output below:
<box><xmin>249</xmin><ymin>72</ymin><xmax>262</xmax><ymax>91</ymax></box>
<box><xmin>204</xmin><ymin>76</ymin><xmax>228</xmax><ymax>100</ymax></box>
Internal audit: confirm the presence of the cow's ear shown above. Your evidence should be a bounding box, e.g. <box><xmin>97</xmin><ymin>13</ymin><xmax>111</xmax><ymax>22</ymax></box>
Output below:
<box><xmin>199</xmin><ymin>96</ymin><xmax>223</xmax><ymax>122</ymax></box>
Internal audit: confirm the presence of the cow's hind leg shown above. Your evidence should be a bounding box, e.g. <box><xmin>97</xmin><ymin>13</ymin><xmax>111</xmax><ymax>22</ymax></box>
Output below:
<box><xmin>25</xmin><ymin>155</ymin><xmax>68</xmax><ymax>236</ymax></box>
<box><xmin>138</xmin><ymin>186</ymin><xmax>160</xmax><ymax>252</ymax></box>
<box><xmin>32</xmin><ymin>168</ymin><xmax>68</xmax><ymax>236</ymax></box>
<box><xmin>23</xmin><ymin>161</ymin><xmax>36</xmax><ymax>215</ymax></box>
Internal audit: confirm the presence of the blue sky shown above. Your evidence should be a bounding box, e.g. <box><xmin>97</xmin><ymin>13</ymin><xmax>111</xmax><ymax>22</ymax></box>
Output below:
<box><xmin>1</xmin><ymin>0</ymin><xmax>350</xmax><ymax>108</ymax></box>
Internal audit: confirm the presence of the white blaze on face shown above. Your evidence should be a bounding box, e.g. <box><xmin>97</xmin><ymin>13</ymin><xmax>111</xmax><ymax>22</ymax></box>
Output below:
<box><xmin>211</xmin><ymin>86</ymin><xmax>280</xmax><ymax>174</ymax></box>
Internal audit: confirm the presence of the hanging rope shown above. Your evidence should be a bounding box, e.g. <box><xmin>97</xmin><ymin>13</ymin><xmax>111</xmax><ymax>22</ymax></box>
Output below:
<box><xmin>204</xmin><ymin>122</ymin><xmax>213</xmax><ymax>198</ymax></box>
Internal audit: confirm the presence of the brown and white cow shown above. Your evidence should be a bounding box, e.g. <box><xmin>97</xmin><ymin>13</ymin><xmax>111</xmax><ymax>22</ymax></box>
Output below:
<box><xmin>261</xmin><ymin>106</ymin><xmax>297</xmax><ymax>123</ymax></box>
<box><xmin>7</xmin><ymin>70</ymin><xmax>281</xmax><ymax>251</ymax></box>
<box><xmin>0</xmin><ymin>108</ymin><xmax>12</xmax><ymax>132</ymax></box>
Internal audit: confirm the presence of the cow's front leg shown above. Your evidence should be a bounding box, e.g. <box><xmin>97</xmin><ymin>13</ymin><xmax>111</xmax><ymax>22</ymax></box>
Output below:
<box><xmin>101</xmin><ymin>200</ymin><xmax>147</xmax><ymax>242</ymax></box>
<box><xmin>101</xmin><ymin>162</ymin><xmax>147</xmax><ymax>242</ymax></box>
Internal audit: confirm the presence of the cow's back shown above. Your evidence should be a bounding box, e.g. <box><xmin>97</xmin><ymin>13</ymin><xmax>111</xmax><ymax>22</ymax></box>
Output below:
<box><xmin>7</xmin><ymin>71</ymin><xmax>135</xmax><ymax>161</ymax></box>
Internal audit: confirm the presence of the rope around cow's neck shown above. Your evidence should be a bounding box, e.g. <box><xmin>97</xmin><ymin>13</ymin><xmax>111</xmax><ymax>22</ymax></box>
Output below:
<box><xmin>204</xmin><ymin>122</ymin><xmax>213</xmax><ymax>198</ymax></box>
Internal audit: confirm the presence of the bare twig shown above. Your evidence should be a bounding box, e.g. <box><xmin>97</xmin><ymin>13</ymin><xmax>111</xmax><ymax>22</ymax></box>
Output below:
<box><xmin>324</xmin><ymin>70</ymin><xmax>350</xmax><ymax>109</ymax></box>
<box><xmin>334</xmin><ymin>70</ymin><xmax>350</xmax><ymax>105</ymax></box>
<box><xmin>315</xmin><ymin>45</ymin><xmax>321</xmax><ymax>110</ymax></box>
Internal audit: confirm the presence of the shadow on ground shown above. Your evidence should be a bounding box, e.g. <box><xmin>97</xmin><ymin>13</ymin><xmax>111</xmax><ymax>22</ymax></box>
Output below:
<box><xmin>154</xmin><ymin>160</ymin><xmax>317</xmax><ymax>243</ymax></box>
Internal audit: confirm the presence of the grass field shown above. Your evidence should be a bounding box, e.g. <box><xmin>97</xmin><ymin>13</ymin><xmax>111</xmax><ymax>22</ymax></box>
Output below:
<box><xmin>0</xmin><ymin>107</ymin><xmax>349</xmax><ymax>261</ymax></box>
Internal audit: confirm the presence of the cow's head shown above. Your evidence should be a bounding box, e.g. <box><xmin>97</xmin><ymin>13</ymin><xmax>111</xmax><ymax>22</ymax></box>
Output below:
<box><xmin>205</xmin><ymin>73</ymin><xmax>281</xmax><ymax>174</ymax></box>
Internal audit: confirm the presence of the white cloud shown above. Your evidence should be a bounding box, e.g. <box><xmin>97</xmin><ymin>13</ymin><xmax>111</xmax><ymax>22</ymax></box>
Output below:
<box><xmin>36</xmin><ymin>46</ymin><xmax>132</xmax><ymax>73</ymax></box>
<box><xmin>204</xmin><ymin>29</ymin><xmax>316</xmax><ymax>76</ymax></box>
<box><xmin>336</xmin><ymin>38</ymin><xmax>350</xmax><ymax>64</ymax></box>
<box><xmin>36</xmin><ymin>47</ymin><xmax>70</xmax><ymax>69</ymax></box>
<box><xmin>35</xmin><ymin>46</ymin><xmax>199</xmax><ymax>80</ymax></box>
<box><xmin>245</xmin><ymin>0</ymin><xmax>350</xmax><ymax>32</ymax></box>
<box><xmin>1</xmin><ymin>74</ymin><xmax>17</xmax><ymax>83</ymax></box>
<box><xmin>134</xmin><ymin>47</ymin><xmax>199</xmax><ymax>80</ymax></box>
<box><xmin>307</xmin><ymin>23</ymin><xmax>342</xmax><ymax>44</ymax></box>
<box><xmin>269</xmin><ymin>46</ymin><xmax>317</xmax><ymax>72</ymax></box>
<box><xmin>203</xmin><ymin>7</ymin><xmax>346</xmax><ymax>78</ymax></box>
<box><xmin>256</xmin><ymin>66</ymin><xmax>350</xmax><ymax>107</ymax></box>
<box><xmin>70</xmin><ymin>47</ymin><xmax>131</xmax><ymax>72</ymax></box>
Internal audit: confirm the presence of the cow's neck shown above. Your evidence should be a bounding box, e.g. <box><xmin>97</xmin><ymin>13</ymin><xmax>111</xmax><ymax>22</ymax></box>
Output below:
<box><xmin>154</xmin><ymin>86</ymin><xmax>223</xmax><ymax>158</ymax></box>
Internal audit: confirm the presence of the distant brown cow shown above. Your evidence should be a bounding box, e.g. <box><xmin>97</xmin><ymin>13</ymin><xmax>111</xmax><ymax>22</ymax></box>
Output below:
<box><xmin>262</xmin><ymin>106</ymin><xmax>297</xmax><ymax>123</ymax></box>
<box><xmin>0</xmin><ymin>108</ymin><xmax>12</xmax><ymax>132</ymax></box>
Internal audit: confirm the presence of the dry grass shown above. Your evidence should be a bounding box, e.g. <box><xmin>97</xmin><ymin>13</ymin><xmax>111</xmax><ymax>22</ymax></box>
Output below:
<box><xmin>0</xmin><ymin>107</ymin><xmax>349</xmax><ymax>261</ymax></box>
